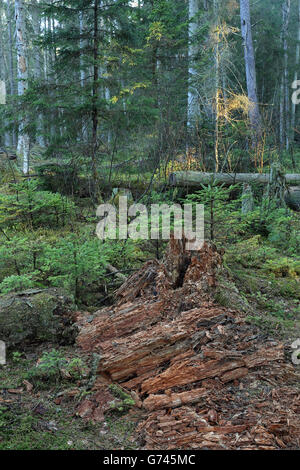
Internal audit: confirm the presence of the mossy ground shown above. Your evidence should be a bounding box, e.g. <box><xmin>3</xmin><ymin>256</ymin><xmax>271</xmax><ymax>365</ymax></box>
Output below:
<box><xmin>0</xmin><ymin>345</ymin><xmax>139</xmax><ymax>450</ymax></box>
<box><xmin>222</xmin><ymin>238</ymin><xmax>300</xmax><ymax>341</ymax></box>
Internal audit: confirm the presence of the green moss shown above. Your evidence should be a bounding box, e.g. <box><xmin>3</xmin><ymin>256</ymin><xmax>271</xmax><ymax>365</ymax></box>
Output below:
<box><xmin>246</xmin><ymin>315</ymin><xmax>295</xmax><ymax>334</ymax></box>
<box><xmin>214</xmin><ymin>274</ymin><xmax>251</xmax><ymax>313</ymax></box>
<box><xmin>0</xmin><ymin>288</ymin><xmax>76</xmax><ymax>348</ymax></box>
<box><xmin>0</xmin><ymin>350</ymin><xmax>138</xmax><ymax>450</ymax></box>
<box><xmin>108</xmin><ymin>384</ymin><xmax>135</xmax><ymax>413</ymax></box>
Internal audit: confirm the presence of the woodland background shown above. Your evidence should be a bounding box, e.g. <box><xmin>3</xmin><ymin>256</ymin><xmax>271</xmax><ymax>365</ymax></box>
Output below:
<box><xmin>0</xmin><ymin>0</ymin><xmax>299</xmax><ymax>451</ymax></box>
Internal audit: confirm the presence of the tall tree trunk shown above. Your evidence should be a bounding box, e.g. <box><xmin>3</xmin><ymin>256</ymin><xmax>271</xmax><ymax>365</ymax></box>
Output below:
<box><xmin>15</xmin><ymin>0</ymin><xmax>30</xmax><ymax>174</ymax></box>
<box><xmin>0</xmin><ymin>2</ymin><xmax>10</xmax><ymax>147</ymax></box>
<box><xmin>79</xmin><ymin>9</ymin><xmax>88</xmax><ymax>141</ymax></box>
<box><xmin>91</xmin><ymin>0</ymin><xmax>100</xmax><ymax>197</ymax></box>
<box><xmin>291</xmin><ymin>0</ymin><xmax>300</xmax><ymax>144</ymax></box>
<box><xmin>6</xmin><ymin>0</ymin><xmax>16</xmax><ymax>147</ymax></box>
<box><xmin>240</xmin><ymin>0</ymin><xmax>262</xmax><ymax>145</ymax></box>
<box><xmin>214</xmin><ymin>0</ymin><xmax>220</xmax><ymax>172</ymax></box>
<box><xmin>187</xmin><ymin>0</ymin><xmax>199</xmax><ymax>132</ymax></box>
<box><xmin>32</xmin><ymin>0</ymin><xmax>45</xmax><ymax>147</ymax></box>
<box><xmin>99</xmin><ymin>8</ymin><xmax>112</xmax><ymax>146</ymax></box>
<box><xmin>279</xmin><ymin>0</ymin><xmax>291</xmax><ymax>151</ymax></box>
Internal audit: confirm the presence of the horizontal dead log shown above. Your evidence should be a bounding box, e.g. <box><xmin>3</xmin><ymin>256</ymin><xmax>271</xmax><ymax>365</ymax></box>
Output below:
<box><xmin>143</xmin><ymin>388</ymin><xmax>209</xmax><ymax>411</ymax></box>
<box><xmin>141</xmin><ymin>345</ymin><xmax>284</xmax><ymax>394</ymax></box>
<box><xmin>94</xmin><ymin>307</ymin><xmax>228</xmax><ymax>382</ymax></box>
<box><xmin>141</xmin><ymin>358</ymin><xmax>246</xmax><ymax>394</ymax></box>
<box><xmin>106</xmin><ymin>263</ymin><xmax>128</xmax><ymax>282</ymax></box>
<box><xmin>169</xmin><ymin>171</ymin><xmax>300</xmax><ymax>187</ymax></box>
<box><xmin>76</xmin><ymin>300</ymin><xmax>166</xmax><ymax>350</ymax></box>
<box><xmin>244</xmin><ymin>345</ymin><xmax>284</xmax><ymax>368</ymax></box>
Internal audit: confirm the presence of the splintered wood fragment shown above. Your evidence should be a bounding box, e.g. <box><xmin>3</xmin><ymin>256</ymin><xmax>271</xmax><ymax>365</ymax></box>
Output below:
<box><xmin>143</xmin><ymin>387</ymin><xmax>209</xmax><ymax>411</ymax></box>
<box><xmin>77</xmin><ymin>300</ymin><xmax>165</xmax><ymax>350</ymax></box>
<box><xmin>115</xmin><ymin>260</ymin><xmax>161</xmax><ymax>304</ymax></box>
<box><xmin>122</xmin><ymin>370</ymin><xmax>157</xmax><ymax>389</ymax></box>
<box><xmin>245</xmin><ymin>345</ymin><xmax>284</xmax><ymax>368</ymax></box>
<box><xmin>141</xmin><ymin>358</ymin><xmax>246</xmax><ymax>394</ymax></box>
<box><xmin>95</xmin><ymin>307</ymin><xmax>227</xmax><ymax>382</ymax></box>
<box><xmin>196</xmin><ymin>424</ymin><xmax>248</xmax><ymax>434</ymax></box>
<box><xmin>220</xmin><ymin>367</ymin><xmax>249</xmax><ymax>383</ymax></box>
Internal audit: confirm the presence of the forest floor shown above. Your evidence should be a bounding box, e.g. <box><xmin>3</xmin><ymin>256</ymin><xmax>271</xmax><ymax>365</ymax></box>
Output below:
<box><xmin>0</xmin><ymin>237</ymin><xmax>299</xmax><ymax>450</ymax></box>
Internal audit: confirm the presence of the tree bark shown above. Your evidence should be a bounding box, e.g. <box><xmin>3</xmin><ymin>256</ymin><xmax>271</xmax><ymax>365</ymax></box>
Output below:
<box><xmin>0</xmin><ymin>2</ymin><xmax>10</xmax><ymax>147</ymax></box>
<box><xmin>32</xmin><ymin>0</ymin><xmax>45</xmax><ymax>147</ymax></box>
<box><xmin>214</xmin><ymin>0</ymin><xmax>221</xmax><ymax>171</ymax></box>
<box><xmin>291</xmin><ymin>0</ymin><xmax>299</xmax><ymax>143</ymax></box>
<box><xmin>91</xmin><ymin>0</ymin><xmax>100</xmax><ymax>198</ymax></box>
<box><xmin>187</xmin><ymin>0</ymin><xmax>199</xmax><ymax>131</ymax></box>
<box><xmin>279</xmin><ymin>0</ymin><xmax>291</xmax><ymax>151</ymax></box>
<box><xmin>169</xmin><ymin>170</ymin><xmax>300</xmax><ymax>187</ymax></box>
<box><xmin>5</xmin><ymin>0</ymin><xmax>17</xmax><ymax>147</ymax></box>
<box><xmin>79</xmin><ymin>9</ymin><xmax>88</xmax><ymax>142</ymax></box>
<box><xmin>15</xmin><ymin>0</ymin><xmax>30</xmax><ymax>174</ymax></box>
<box><xmin>240</xmin><ymin>0</ymin><xmax>262</xmax><ymax>145</ymax></box>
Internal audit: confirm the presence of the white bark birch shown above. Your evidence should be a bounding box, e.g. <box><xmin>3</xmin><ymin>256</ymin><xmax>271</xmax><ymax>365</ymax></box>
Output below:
<box><xmin>15</xmin><ymin>0</ymin><xmax>30</xmax><ymax>173</ymax></box>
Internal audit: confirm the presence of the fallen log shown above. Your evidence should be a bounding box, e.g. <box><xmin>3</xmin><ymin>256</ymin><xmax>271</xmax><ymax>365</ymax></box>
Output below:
<box><xmin>106</xmin><ymin>263</ymin><xmax>128</xmax><ymax>282</ymax></box>
<box><xmin>141</xmin><ymin>357</ymin><xmax>247</xmax><ymax>394</ymax></box>
<box><xmin>143</xmin><ymin>388</ymin><xmax>209</xmax><ymax>411</ymax></box>
<box><xmin>169</xmin><ymin>171</ymin><xmax>300</xmax><ymax>187</ymax></box>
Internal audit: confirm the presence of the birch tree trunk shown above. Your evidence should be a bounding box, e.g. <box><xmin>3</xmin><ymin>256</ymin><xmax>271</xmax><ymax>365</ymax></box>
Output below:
<box><xmin>187</xmin><ymin>0</ymin><xmax>199</xmax><ymax>132</ymax></box>
<box><xmin>240</xmin><ymin>0</ymin><xmax>262</xmax><ymax>145</ymax></box>
<box><xmin>15</xmin><ymin>0</ymin><xmax>30</xmax><ymax>174</ymax></box>
<box><xmin>291</xmin><ymin>0</ymin><xmax>299</xmax><ymax>143</ymax></box>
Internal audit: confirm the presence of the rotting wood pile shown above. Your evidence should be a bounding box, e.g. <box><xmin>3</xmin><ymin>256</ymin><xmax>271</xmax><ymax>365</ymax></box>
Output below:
<box><xmin>75</xmin><ymin>239</ymin><xmax>300</xmax><ymax>450</ymax></box>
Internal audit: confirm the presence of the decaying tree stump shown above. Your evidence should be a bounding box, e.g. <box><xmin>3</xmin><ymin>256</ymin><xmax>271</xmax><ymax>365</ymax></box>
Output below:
<box><xmin>76</xmin><ymin>239</ymin><xmax>300</xmax><ymax>450</ymax></box>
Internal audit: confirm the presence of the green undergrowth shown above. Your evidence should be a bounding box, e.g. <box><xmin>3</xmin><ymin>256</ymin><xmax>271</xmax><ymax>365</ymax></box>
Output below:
<box><xmin>0</xmin><ymin>181</ymin><xmax>149</xmax><ymax>306</ymax></box>
<box><xmin>0</xmin><ymin>346</ymin><xmax>138</xmax><ymax>450</ymax></box>
<box><xmin>223</xmin><ymin>236</ymin><xmax>300</xmax><ymax>339</ymax></box>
